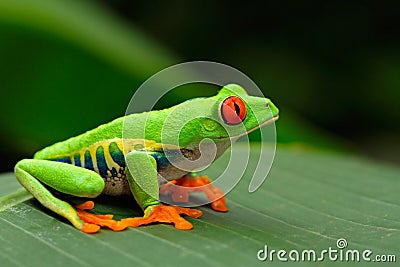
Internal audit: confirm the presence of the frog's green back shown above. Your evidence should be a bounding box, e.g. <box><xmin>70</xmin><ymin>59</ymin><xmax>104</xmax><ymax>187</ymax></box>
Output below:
<box><xmin>33</xmin><ymin>106</ymin><xmax>174</xmax><ymax>160</ymax></box>
<box><xmin>34</xmin><ymin>116</ymin><xmax>126</xmax><ymax>159</ymax></box>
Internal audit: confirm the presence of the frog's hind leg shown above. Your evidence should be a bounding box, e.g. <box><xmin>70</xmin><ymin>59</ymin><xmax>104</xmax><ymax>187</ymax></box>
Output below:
<box><xmin>14</xmin><ymin>159</ymin><xmax>105</xmax><ymax>233</ymax></box>
<box><xmin>160</xmin><ymin>173</ymin><xmax>228</xmax><ymax>212</ymax></box>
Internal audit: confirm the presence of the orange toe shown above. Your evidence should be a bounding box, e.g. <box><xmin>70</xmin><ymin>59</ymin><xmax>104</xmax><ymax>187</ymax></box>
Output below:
<box><xmin>174</xmin><ymin>206</ymin><xmax>203</xmax><ymax>218</ymax></box>
<box><xmin>80</xmin><ymin>223</ymin><xmax>101</xmax><ymax>234</ymax></box>
<box><xmin>203</xmin><ymin>186</ymin><xmax>229</xmax><ymax>212</ymax></box>
<box><xmin>211</xmin><ymin>198</ymin><xmax>228</xmax><ymax>212</ymax></box>
<box><xmin>76</xmin><ymin>200</ymin><xmax>95</xmax><ymax>210</ymax></box>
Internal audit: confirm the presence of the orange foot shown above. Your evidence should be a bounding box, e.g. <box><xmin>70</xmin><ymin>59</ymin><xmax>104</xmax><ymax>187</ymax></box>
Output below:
<box><xmin>160</xmin><ymin>175</ymin><xmax>228</xmax><ymax>212</ymax></box>
<box><xmin>121</xmin><ymin>204</ymin><xmax>202</xmax><ymax>230</ymax></box>
<box><xmin>76</xmin><ymin>201</ymin><xmax>128</xmax><ymax>233</ymax></box>
<box><xmin>75</xmin><ymin>201</ymin><xmax>202</xmax><ymax>233</ymax></box>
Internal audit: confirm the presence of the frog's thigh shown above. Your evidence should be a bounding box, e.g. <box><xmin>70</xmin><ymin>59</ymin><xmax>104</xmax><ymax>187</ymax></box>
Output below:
<box><xmin>15</xmin><ymin>159</ymin><xmax>105</xmax><ymax>197</ymax></box>
<box><xmin>125</xmin><ymin>151</ymin><xmax>159</xmax><ymax>210</ymax></box>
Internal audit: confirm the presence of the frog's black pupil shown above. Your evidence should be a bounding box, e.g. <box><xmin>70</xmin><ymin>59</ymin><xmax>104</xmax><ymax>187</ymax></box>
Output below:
<box><xmin>234</xmin><ymin>102</ymin><xmax>240</xmax><ymax>115</ymax></box>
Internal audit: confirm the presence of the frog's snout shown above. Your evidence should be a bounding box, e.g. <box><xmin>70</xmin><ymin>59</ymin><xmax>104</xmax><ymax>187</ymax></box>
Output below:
<box><xmin>266</xmin><ymin>99</ymin><xmax>279</xmax><ymax>118</ymax></box>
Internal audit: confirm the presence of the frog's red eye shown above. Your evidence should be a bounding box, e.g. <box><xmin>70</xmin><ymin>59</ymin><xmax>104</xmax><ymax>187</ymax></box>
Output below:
<box><xmin>220</xmin><ymin>96</ymin><xmax>247</xmax><ymax>125</ymax></box>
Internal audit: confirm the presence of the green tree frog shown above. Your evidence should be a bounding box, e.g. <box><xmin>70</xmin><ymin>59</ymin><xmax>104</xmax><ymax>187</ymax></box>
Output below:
<box><xmin>14</xmin><ymin>84</ymin><xmax>279</xmax><ymax>233</ymax></box>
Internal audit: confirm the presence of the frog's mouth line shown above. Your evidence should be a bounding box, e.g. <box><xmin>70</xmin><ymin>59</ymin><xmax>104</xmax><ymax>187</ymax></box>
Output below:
<box><xmin>216</xmin><ymin>115</ymin><xmax>279</xmax><ymax>141</ymax></box>
<box><xmin>237</xmin><ymin>115</ymin><xmax>279</xmax><ymax>138</ymax></box>
<box><xmin>250</xmin><ymin>115</ymin><xmax>278</xmax><ymax>132</ymax></box>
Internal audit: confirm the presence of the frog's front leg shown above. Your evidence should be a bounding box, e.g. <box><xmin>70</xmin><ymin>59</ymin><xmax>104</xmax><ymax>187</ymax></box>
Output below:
<box><xmin>160</xmin><ymin>173</ymin><xmax>228</xmax><ymax>212</ymax></box>
<box><xmin>14</xmin><ymin>159</ymin><xmax>105</xmax><ymax>233</ymax></box>
<box><xmin>122</xmin><ymin>151</ymin><xmax>202</xmax><ymax>230</ymax></box>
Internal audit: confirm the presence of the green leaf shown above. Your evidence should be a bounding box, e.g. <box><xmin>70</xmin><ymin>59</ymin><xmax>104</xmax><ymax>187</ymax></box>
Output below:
<box><xmin>1</xmin><ymin>145</ymin><xmax>399</xmax><ymax>266</ymax></box>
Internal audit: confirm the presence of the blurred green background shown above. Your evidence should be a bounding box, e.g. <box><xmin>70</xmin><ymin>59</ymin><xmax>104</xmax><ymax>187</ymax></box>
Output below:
<box><xmin>0</xmin><ymin>0</ymin><xmax>399</xmax><ymax>171</ymax></box>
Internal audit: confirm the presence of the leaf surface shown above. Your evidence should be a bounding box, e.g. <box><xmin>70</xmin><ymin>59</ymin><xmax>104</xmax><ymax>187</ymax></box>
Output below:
<box><xmin>1</xmin><ymin>145</ymin><xmax>399</xmax><ymax>266</ymax></box>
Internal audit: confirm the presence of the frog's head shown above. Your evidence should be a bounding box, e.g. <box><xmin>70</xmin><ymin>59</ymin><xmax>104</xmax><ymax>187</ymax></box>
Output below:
<box><xmin>168</xmin><ymin>84</ymin><xmax>279</xmax><ymax>147</ymax></box>
<box><xmin>196</xmin><ymin>84</ymin><xmax>279</xmax><ymax>141</ymax></box>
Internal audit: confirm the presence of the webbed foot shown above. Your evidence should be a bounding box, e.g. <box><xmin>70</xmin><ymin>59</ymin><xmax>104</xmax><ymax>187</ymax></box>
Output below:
<box><xmin>121</xmin><ymin>204</ymin><xmax>202</xmax><ymax>230</ymax></box>
<box><xmin>160</xmin><ymin>175</ymin><xmax>228</xmax><ymax>212</ymax></box>
<box><xmin>76</xmin><ymin>201</ymin><xmax>128</xmax><ymax>233</ymax></box>
<box><xmin>75</xmin><ymin>201</ymin><xmax>202</xmax><ymax>232</ymax></box>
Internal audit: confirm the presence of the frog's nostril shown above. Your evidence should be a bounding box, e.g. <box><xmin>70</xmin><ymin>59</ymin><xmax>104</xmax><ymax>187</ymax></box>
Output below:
<box><xmin>265</xmin><ymin>102</ymin><xmax>269</xmax><ymax>108</ymax></box>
